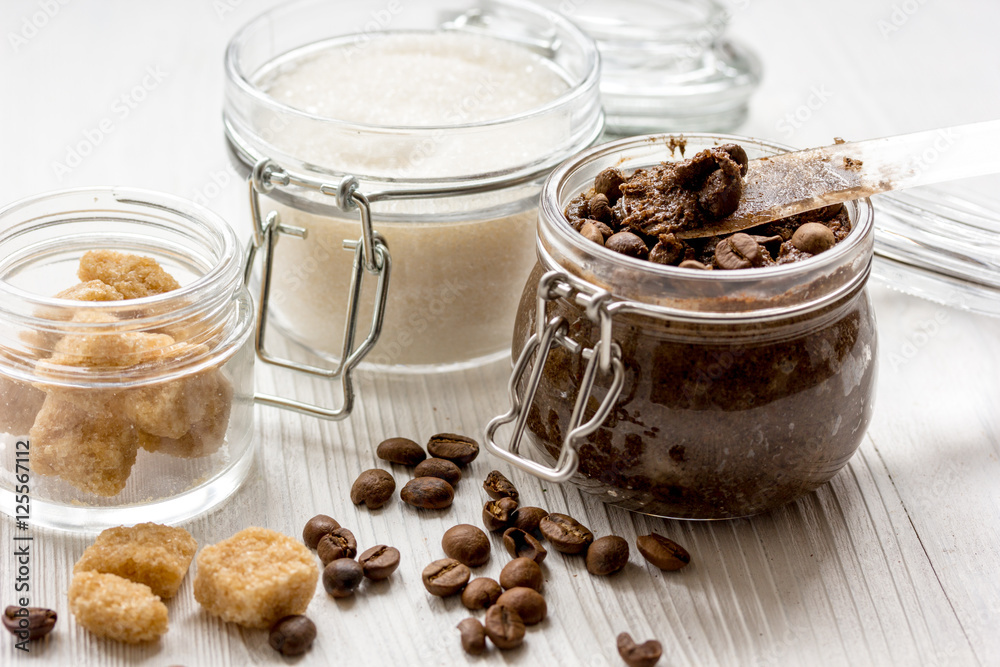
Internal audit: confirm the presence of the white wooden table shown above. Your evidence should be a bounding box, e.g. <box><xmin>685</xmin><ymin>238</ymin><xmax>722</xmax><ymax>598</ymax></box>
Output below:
<box><xmin>2</xmin><ymin>1</ymin><xmax>999</xmax><ymax>665</ymax></box>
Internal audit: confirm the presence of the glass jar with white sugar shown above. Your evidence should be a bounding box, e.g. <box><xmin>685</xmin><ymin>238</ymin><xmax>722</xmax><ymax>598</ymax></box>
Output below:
<box><xmin>224</xmin><ymin>0</ymin><xmax>603</xmax><ymax>376</ymax></box>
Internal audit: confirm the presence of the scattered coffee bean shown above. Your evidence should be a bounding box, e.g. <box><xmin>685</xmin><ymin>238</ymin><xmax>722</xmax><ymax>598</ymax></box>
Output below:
<box><xmin>594</xmin><ymin>167</ymin><xmax>626</xmax><ymax>204</ymax></box>
<box><xmin>539</xmin><ymin>513</ymin><xmax>594</xmax><ymax>554</ymax></box>
<box><xmin>617</xmin><ymin>632</ymin><xmax>663</xmax><ymax>667</ymax></box>
<box><xmin>457</xmin><ymin>617</ymin><xmax>487</xmax><ymax>656</ymax></box>
<box><xmin>358</xmin><ymin>545</ymin><xmax>400</xmax><ymax>581</ymax></box>
<box><xmin>442</xmin><ymin>524</ymin><xmax>491</xmax><ymax>568</ymax></box>
<box><xmin>426</xmin><ymin>433</ymin><xmax>479</xmax><ymax>466</ymax></box>
<box><xmin>461</xmin><ymin>577</ymin><xmax>502</xmax><ymax>611</ymax></box>
<box><xmin>302</xmin><ymin>514</ymin><xmax>340</xmax><ymax>549</ymax></box>
<box><xmin>636</xmin><ymin>533</ymin><xmax>690</xmax><ymax>571</ymax></box>
<box><xmin>422</xmin><ymin>558</ymin><xmax>471</xmax><ymax>597</ymax></box>
<box><xmin>268</xmin><ymin>615</ymin><xmax>316</xmax><ymax>657</ymax></box>
<box><xmin>317</xmin><ymin>527</ymin><xmax>357</xmax><ymax>565</ymax></box>
<box><xmin>580</xmin><ymin>222</ymin><xmax>606</xmax><ymax>246</ymax></box>
<box><xmin>791</xmin><ymin>222</ymin><xmax>836</xmax><ymax>254</ymax></box>
<box><xmin>502</xmin><ymin>527</ymin><xmax>547</xmax><ymax>564</ymax></box>
<box><xmin>586</xmin><ymin>536</ymin><xmax>630</xmax><ymax>576</ymax></box>
<box><xmin>715</xmin><ymin>233</ymin><xmax>763</xmax><ymax>270</ymax></box>
<box><xmin>483</xmin><ymin>604</ymin><xmax>525</xmax><ymax>650</ymax></box>
<box><xmin>3</xmin><ymin>606</ymin><xmax>56</xmax><ymax>640</ymax></box>
<box><xmin>512</xmin><ymin>507</ymin><xmax>548</xmax><ymax>535</ymax></box>
<box><xmin>401</xmin><ymin>477</ymin><xmax>455</xmax><ymax>510</ymax></box>
<box><xmin>350</xmin><ymin>469</ymin><xmax>396</xmax><ymax>509</ymax></box>
<box><xmin>496</xmin><ymin>587</ymin><xmax>547</xmax><ymax>626</ymax></box>
<box><xmin>483</xmin><ymin>497</ymin><xmax>519</xmax><ymax>532</ymax></box>
<box><xmin>499</xmin><ymin>557</ymin><xmax>543</xmax><ymax>592</ymax></box>
<box><xmin>376</xmin><ymin>437</ymin><xmax>426</xmax><ymax>466</ymax></box>
<box><xmin>588</xmin><ymin>193</ymin><xmax>612</xmax><ymax>222</ymax></box>
<box><xmin>413</xmin><ymin>457</ymin><xmax>462</xmax><ymax>486</ymax></box>
<box><xmin>678</xmin><ymin>259</ymin><xmax>711</xmax><ymax>270</ymax></box>
<box><xmin>483</xmin><ymin>470</ymin><xmax>519</xmax><ymax>501</ymax></box>
<box><xmin>605</xmin><ymin>231</ymin><xmax>649</xmax><ymax>259</ymax></box>
<box><xmin>322</xmin><ymin>558</ymin><xmax>364</xmax><ymax>598</ymax></box>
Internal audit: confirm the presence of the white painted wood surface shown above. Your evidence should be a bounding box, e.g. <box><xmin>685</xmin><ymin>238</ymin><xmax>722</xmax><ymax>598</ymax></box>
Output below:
<box><xmin>2</xmin><ymin>1</ymin><xmax>999</xmax><ymax>665</ymax></box>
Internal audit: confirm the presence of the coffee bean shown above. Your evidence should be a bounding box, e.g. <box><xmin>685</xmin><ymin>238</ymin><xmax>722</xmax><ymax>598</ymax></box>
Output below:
<box><xmin>422</xmin><ymin>558</ymin><xmax>471</xmax><ymax>597</ymax></box>
<box><xmin>586</xmin><ymin>535</ymin><xmax>630</xmax><ymax>576</ymax></box>
<box><xmin>302</xmin><ymin>514</ymin><xmax>340</xmax><ymax>549</ymax></box>
<box><xmin>3</xmin><ymin>606</ymin><xmax>56</xmax><ymax>640</ymax></box>
<box><xmin>483</xmin><ymin>604</ymin><xmax>525</xmax><ymax>650</ymax></box>
<box><xmin>376</xmin><ymin>437</ymin><xmax>426</xmax><ymax>466</ymax></box>
<box><xmin>678</xmin><ymin>259</ymin><xmax>711</xmax><ymax>270</ymax></box>
<box><xmin>499</xmin><ymin>557</ymin><xmax>543</xmax><ymax>591</ymax></box>
<box><xmin>358</xmin><ymin>545</ymin><xmax>400</xmax><ymax>581</ymax></box>
<box><xmin>605</xmin><ymin>231</ymin><xmax>649</xmax><ymax>259</ymax></box>
<box><xmin>648</xmin><ymin>233</ymin><xmax>685</xmax><ymax>265</ymax></box>
<box><xmin>413</xmin><ymin>457</ymin><xmax>462</xmax><ymax>486</ymax></box>
<box><xmin>483</xmin><ymin>497</ymin><xmax>518</xmax><ymax>532</ymax></box>
<box><xmin>539</xmin><ymin>513</ymin><xmax>594</xmax><ymax>554</ymax></box>
<box><xmin>483</xmin><ymin>470</ymin><xmax>519</xmax><ymax>501</ymax></box>
<box><xmin>350</xmin><ymin>469</ymin><xmax>395</xmax><ymax>509</ymax></box>
<box><xmin>588</xmin><ymin>193</ymin><xmax>612</xmax><ymax>222</ymax></box>
<box><xmin>594</xmin><ymin>167</ymin><xmax>626</xmax><ymax>204</ymax></box>
<box><xmin>317</xmin><ymin>527</ymin><xmax>357</xmax><ymax>565</ymax></box>
<box><xmin>580</xmin><ymin>222</ymin><xmax>606</xmax><ymax>246</ymax></box>
<box><xmin>322</xmin><ymin>558</ymin><xmax>364</xmax><ymax>598</ymax></box>
<box><xmin>502</xmin><ymin>527</ymin><xmax>547</xmax><ymax>564</ymax></box>
<box><xmin>617</xmin><ymin>632</ymin><xmax>663</xmax><ymax>667</ymax></box>
<box><xmin>461</xmin><ymin>577</ymin><xmax>502</xmax><ymax>610</ymax></box>
<box><xmin>457</xmin><ymin>617</ymin><xmax>486</xmax><ymax>655</ymax></box>
<box><xmin>715</xmin><ymin>233</ymin><xmax>762</xmax><ymax>270</ymax></box>
<box><xmin>442</xmin><ymin>524</ymin><xmax>491</xmax><ymax>567</ymax></box>
<box><xmin>791</xmin><ymin>222</ymin><xmax>836</xmax><ymax>254</ymax></box>
<box><xmin>512</xmin><ymin>507</ymin><xmax>548</xmax><ymax>535</ymax></box>
<box><xmin>636</xmin><ymin>533</ymin><xmax>690</xmax><ymax>571</ymax></box>
<box><xmin>496</xmin><ymin>587</ymin><xmax>547</xmax><ymax>625</ymax></box>
<box><xmin>401</xmin><ymin>477</ymin><xmax>455</xmax><ymax>509</ymax></box>
<box><xmin>426</xmin><ymin>433</ymin><xmax>479</xmax><ymax>466</ymax></box>
<box><xmin>268</xmin><ymin>615</ymin><xmax>316</xmax><ymax>657</ymax></box>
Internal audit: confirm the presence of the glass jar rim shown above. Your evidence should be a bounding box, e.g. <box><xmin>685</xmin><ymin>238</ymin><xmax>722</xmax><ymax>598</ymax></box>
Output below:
<box><xmin>548</xmin><ymin>0</ymin><xmax>727</xmax><ymax>44</ymax></box>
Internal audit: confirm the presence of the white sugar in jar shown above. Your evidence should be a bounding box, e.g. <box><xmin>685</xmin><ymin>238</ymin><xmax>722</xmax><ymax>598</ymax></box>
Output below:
<box><xmin>225</xmin><ymin>0</ymin><xmax>602</xmax><ymax>372</ymax></box>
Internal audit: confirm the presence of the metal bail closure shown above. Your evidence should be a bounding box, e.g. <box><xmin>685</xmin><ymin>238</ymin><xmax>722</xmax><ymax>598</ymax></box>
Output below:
<box><xmin>243</xmin><ymin>158</ymin><xmax>392</xmax><ymax>421</ymax></box>
<box><xmin>485</xmin><ymin>271</ymin><xmax>625</xmax><ymax>483</ymax></box>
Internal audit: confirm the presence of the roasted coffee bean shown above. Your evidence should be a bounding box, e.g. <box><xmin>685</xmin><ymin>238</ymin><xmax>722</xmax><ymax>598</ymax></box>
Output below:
<box><xmin>791</xmin><ymin>222</ymin><xmax>836</xmax><ymax>254</ymax></box>
<box><xmin>580</xmin><ymin>222</ymin><xmax>605</xmax><ymax>245</ymax></box>
<box><xmin>594</xmin><ymin>167</ymin><xmax>626</xmax><ymax>204</ymax></box>
<box><xmin>483</xmin><ymin>497</ymin><xmax>519</xmax><ymax>532</ymax></box>
<box><xmin>3</xmin><ymin>606</ymin><xmax>57</xmax><ymax>640</ymax></box>
<box><xmin>586</xmin><ymin>535</ymin><xmax>630</xmax><ymax>576</ymax></box>
<box><xmin>302</xmin><ymin>514</ymin><xmax>340</xmax><ymax>549</ymax></box>
<box><xmin>636</xmin><ymin>533</ymin><xmax>691</xmax><ymax>571</ymax></box>
<box><xmin>502</xmin><ymin>527</ymin><xmax>547</xmax><ymax>564</ymax></box>
<box><xmin>317</xmin><ymin>527</ymin><xmax>357</xmax><ymax>565</ymax></box>
<box><xmin>539</xmin><ymin>513</ymin><xmax>594</xmax><ymax>554</ymax></box>
<box><xmin>617</xmin><ymin>632</ymin><xmax>663</xmax><ymax>667</ymax></box>
<box><xmin>442</xmin><ymin>524</ymin><xmax>491</xmax><ymax>567</ymax></box>
<box><xmin>678</xmin><ymin>259</ymin><xmax>711</xmax><ymax>270</ymax></box>
<box><xmin>483</xmin><ymin>470</ymin><xmax>519</xmax><ymax>501</ymax></box>
<box><xmin>588</xmin><ymin>193</ymin><xmax>612</xmax><ymax>222</ymax></box>
<box><xmin>422</xmin><ymin>558</ymin><xmax>471</xmax><ymax>597</ymax></box>
<box><xmin>483</xmin><ymin>604</ymin><xmax>525</xmax><ymax>650</ymax></box>
<box><xmin>350</xmin><ymin>469</ymin><xmax>396</xmax><ymax>509</ymax></box>
<box><xmin>496</xmin><ymin>587</ymin><xmax>547</xmax><ymax>625</ymax></box>
<box><xmin>457</xmin><ymin>617</ymin><xmax>487</xmax><ymax>656</ymax></box>
<box><xmin>426</xmin><ymin>433</ymin><xmax>480</xmax><ymax>466</ymax></box>
<box><xmin>512</xmin><ymin>507</ymin><xmax>548</xmax><ymax>535</ymax></box>
<box><xmin>358</xmin><ymin>545</ymin><xmax>401</xmax><ymax>581</ymax></box>
<box><xmin>605</xmin><ymin>231</ymin><xmax>649</xmax><ymax>259</ymax></box>
<box><xmin>499</xmin><ymin>557</ymin><xmax>543</xmax><ymax>591</ymax></box>
<box><xmin>715</xmin><ymin>233</ymin><xmax>762</xmax><ymax>270</ymax></box>
<box><xmin>322</xmin><ymin>558</ymin><xmax>364</xmax><ymax>598</ymax></box>
<box><xmin>461</xmin><ymin>577</ymin><xmax>502</xmax><ymax>610</ymax></box>
<box><xmin>413</xmin><ymin>457</ymin><xmax>462</xmax><ymax>486</ymax></box>
<box><xmin>268</xmin><ymin>615</ymin><xmax>316</xmax><ymax>657</ymax></box>
<box><xmin>376</xmin><ymin>437</ymin><xmax>426</xmax><ymax>466</ymax></box>
<box><xmin>401</xmin><ymin>477</ymin><xmax>455</xmax><ymax>509</ymax></box>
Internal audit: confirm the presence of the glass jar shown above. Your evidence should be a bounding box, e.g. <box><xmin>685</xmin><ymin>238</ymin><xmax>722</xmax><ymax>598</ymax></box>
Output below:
<box><xmin>224</xmin><ymin>0</ymin><xmax>603</xmax><ymax>373</ymax></box>
<box><xmin>486</xmin><ymin>134</ymin><xmax>878</xmax><ymax>519</ymax></box>
<box><xmin>0</xmin><ymin>188</ymin><xmax>254</xmax><ymax>531</ymax></box>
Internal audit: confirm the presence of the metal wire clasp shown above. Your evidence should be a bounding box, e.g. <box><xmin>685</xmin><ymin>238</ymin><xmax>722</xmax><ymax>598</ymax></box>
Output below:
<box><xmin>243</xmin><ymin>158</ymin><xmax>391</xmax><ymax>421</ymax></box>
<box><xmin>484</xmin><ymin>271</ymin><xmax>624</xmax><ymax>482</ymax></box>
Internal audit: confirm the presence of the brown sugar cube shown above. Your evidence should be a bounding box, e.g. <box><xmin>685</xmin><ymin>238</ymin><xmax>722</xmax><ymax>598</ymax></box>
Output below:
<box><xmin>0</xmin><ymin>374</ymin><xmax>45</xmax><ymax>435</ymax></box>
<box><xmin>29</xmin><ymin>394</ymin><xmax>139</xmax><ymax>497</ymax></box>
<box><xmin>194</xmin><ymin>527</ymin><xmax>318</xmax><ymax>629</ymax></box>
<box><xmin>78</xmin><ymin>250</ymin><xmax>181</xmax><ymax>299</ymax></box>
<box><xmin>68</xmin><ymin>571</ymin><xmax>168</xmax><ymax>643</ymax></box>
<box><xmin>139</xmin><ymin>370</ymin><xmax>233</xmax><ymax>458</ymax></box>
<box><xmin>48</xmin><ymin>328</ymin><xmax>176</xmax><ymax>369</ymax></box>
<box><xmin>74</xmin><ymin>523</ymin><xmax>197</xmax><ymax>599</ymax></box>
<box><xmin>56</xmin><ymin>280</ymin><xmax>126</xmax><ymax>302</ymax></box>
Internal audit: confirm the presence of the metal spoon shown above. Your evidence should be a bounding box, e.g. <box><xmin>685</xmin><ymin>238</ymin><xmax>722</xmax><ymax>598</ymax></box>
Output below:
<box><xmin>675</xmin><ymin>119</ymin><xmax>1000</xmax><ymax>239</ymax></box>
